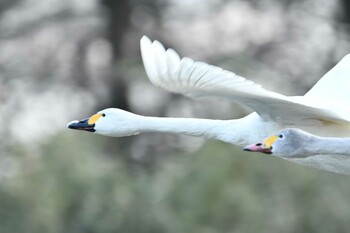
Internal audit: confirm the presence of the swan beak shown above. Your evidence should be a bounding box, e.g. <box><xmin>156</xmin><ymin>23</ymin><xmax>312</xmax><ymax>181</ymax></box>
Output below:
<box><xmin>243</xmin><ymin>135</ymin><xmax>278</xmax><ymax>154</ymax></box>
<box><xmin>67</xmin><ymin>113</ymin><xmax>103</xmax><ymax>132</ymax></box>
<box><xmin>67</xmin><ymin>118</ymin><xmax>96</xmax><ymax>132</ymax></box>
<box><xmin>264</xmin><ymin>135</ymin><xmax>278</xmax><ymax>149</ymax></box>
<box><xmin>243</xmin><ymin>143</ymin><xmax>272</xmax><ymax>154</ymax></box>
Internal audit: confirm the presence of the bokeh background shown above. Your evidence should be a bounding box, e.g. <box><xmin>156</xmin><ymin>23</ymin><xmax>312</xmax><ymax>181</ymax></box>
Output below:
<box><xmin>1</xmin><ymin>0</ymin><xmax>350</xmax><ymax>232</ymax></box>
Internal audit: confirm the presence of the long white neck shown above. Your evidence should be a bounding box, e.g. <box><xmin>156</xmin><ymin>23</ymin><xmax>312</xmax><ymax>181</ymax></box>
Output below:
<box><xmin>131</xmin><ymin>114</ymin><xmax>260</xmax><ymax>145</ymax></box>
<box><xmin>306</xmin><ymin>136</ymin><xmax>350</xmax><ymax>155</ymax></box>
<box><xmin>99</xmin><ymin>110</ymin><xmax>268</xmax><ymax>145</ymax></box>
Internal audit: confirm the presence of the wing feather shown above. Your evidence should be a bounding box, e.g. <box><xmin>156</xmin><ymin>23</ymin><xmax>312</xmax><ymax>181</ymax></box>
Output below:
<box><xmin>306</xmin><ymin>54</ymin><xmax>350</xmax><ymax>107</ymax></box>
<box><xmin>140</xmin><ymin>36</ymin><xmax>350</xmax><ymax>124</ymax></box>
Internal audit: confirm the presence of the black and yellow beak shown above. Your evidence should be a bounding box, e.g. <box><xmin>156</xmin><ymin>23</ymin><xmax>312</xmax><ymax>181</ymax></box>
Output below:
<box><xmin>67</xmin><ymin>113</ymin><xmax>103</xmax><ymax>132</ymax></box>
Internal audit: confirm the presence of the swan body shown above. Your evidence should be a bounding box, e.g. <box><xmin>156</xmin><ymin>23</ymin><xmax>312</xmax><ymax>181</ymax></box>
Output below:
<box><xmin>244</xmin><ymin>128</ymin><xmax>350</xmax><ymax>175</ymax></box>
<box><xmin>68</xmin><ymin>36</ymin><xmax>350</xmax><ymax>147</ymax></box>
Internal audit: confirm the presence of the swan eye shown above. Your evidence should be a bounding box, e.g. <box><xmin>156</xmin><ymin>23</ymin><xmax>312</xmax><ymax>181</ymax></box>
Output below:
<box><xmin>279</xmin><ymin>134</ymin><xmax>284</xmax><ymax>139</ymax></box>
<box><xmin>102</xmin><ymin>113</ymin><xmax>106</xmax><ymax>117</ymax></box>
<box><xmin>256</xmin><ymin>143</ymin><xmax>262</xmax><ymax>146</ymax></box>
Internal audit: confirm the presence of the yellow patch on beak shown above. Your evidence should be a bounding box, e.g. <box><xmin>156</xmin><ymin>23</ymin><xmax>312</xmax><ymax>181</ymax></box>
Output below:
<box><xmin>88</xmin><ymin>113</ymin><xmax>103</xmax><ymax>125</ymax></box>
<box><xmin>263</xmin><ymin>135</ymin><xmax>278</xmax><ymax>149</ymax></box>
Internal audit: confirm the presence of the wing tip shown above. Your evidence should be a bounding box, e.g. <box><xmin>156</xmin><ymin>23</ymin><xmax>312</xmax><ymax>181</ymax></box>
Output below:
<box><xmin>140</xmin><ymin>35</ymin><xmax>151</xmax><ymax>46</ymax></box>
<box><xmin>140</xmin><ymin>36</ymin><xmax>165</xmax><ymax>52</ymax></box>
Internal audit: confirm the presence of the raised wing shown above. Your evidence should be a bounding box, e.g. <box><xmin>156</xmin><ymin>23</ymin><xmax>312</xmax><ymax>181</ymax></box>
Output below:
<box><xmin>140</xmin><ymin>36</ymin><xmax>350</xmax><ymax>124</ymax></box>
<box><xmin>305</xmin><ymin>54</ymin><xmax>350</xmax><ymax>107</ymax></box>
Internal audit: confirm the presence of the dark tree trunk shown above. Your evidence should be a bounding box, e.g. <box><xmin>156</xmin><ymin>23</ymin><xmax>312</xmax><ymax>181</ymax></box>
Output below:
<box><xmin>100</xmin><ymin>0</ymin><xmax>131</xmax><ymax>111</ymax></box>
<box><xmin>340</xmin><ymin>0</ymin><xmax>350</xmax><ymax>25</ymax></box>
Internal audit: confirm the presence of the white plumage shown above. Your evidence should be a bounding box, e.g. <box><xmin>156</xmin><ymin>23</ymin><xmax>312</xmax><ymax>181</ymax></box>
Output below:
<box><xmin>68</xmin><ymin>36</ymin><xmax>350</xmax><ymax>173</ymax></box>
<box><xmin>140</xmin><ymin>36</ymin><xmax>350</xmax><ymax>126</ymax></box>
<box><xmin>244</xmin><ymin>128</ymin><xmax>350</xmax><ymax>175</ymax></box>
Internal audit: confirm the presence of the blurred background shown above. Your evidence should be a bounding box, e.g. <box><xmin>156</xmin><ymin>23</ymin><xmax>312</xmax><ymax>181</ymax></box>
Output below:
<box><xmin>1</xmin><ymin>0</ymin><xmax>350</xmax><ymax>232</ymax></box>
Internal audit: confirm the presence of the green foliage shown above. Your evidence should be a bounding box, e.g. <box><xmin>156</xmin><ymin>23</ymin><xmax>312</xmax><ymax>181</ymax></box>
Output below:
<box><xmin>1</xmin><ymin>133</ymin><xmax>350</xmax><ymax>233</ymax></box>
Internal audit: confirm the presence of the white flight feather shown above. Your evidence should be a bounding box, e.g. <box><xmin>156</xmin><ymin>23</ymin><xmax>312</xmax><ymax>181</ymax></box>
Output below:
<box><xmin>140</xmin><ymin>36</ymin><xmax>350</xmax><ymax>124</ymax></box>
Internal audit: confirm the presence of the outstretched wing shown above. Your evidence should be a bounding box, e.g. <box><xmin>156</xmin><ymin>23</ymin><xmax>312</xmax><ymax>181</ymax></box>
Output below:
<box><xmin>140</xmin><ymin>36</ymin><xmax>350</xmax><ymax>124</ymax></box>
<box><xmin>305</xmin><ymin>54</ymin><xmax>350</xmax><ymax>107</ymax></box>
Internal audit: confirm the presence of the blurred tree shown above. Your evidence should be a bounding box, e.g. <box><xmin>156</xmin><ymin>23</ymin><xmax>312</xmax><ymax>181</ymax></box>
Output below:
<box><xmin>99</xmin><ymin>0</ymin><xmax>130</xmax><ymax>111</ymax></box>
<box><xmin>98</xmin><ymin>0</ymin><xmax>168</xmax><ymax>111</ymax></box>
<box><xmin>2</xmin><ymin>1</ymin><xmax>350</xmax><ymax>232</ymax></box>
<box><xmin>339</xmin><ymin>0</ymin><xmax>350</xmax><ymax>25</ymax></box>
<box><xmin>0</xmin><ymin>0</ymin><xmax>20</xmax><ymax>14</ymax></box>
<box><xmin>98</xmin><ymin>0</ymin><xmax>173</xmax><ymax>171</ymax></box>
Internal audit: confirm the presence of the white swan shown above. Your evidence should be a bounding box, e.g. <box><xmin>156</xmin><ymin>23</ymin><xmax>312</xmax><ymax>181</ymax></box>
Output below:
<box><xmin>244</xmin><ymin>128</ymin><xmax>350</xmax><ymax>175</ymax></box>
<box><xmin>67</xmin><ymin>36</ymin><xmax>350</xmax><ymax>146</ymax></box>
<box><xmin>244</xmin><ymin>128</ymin><xmax>350</xmax><ymax>157</ymax></box>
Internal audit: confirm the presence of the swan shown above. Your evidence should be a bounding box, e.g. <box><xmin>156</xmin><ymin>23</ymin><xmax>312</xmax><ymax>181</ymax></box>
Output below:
<box><xmin>244</xmin><ymin>128</ymin><xmax>350</xmax><ymax>157</ymax></box>
<box><xmin>67</xmin><ymin>36</ymin><xmax>350</xmax><ymax>147</ymax></box>
<box><xmin>243</xmin><ymin>128</ymin><xmax>350</xmax><ymax>175</ymax></box>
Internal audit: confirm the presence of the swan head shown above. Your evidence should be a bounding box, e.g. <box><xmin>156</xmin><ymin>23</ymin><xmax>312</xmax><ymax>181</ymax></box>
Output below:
<box><xmin>67</xmin><ymin>108</ymin><xmax>142</xmax><ymax>137</ymax></box>
<box><xmin>244</xmin><ymin>128</ymin><xmax>312</xmax><ymax>157</ymax></box>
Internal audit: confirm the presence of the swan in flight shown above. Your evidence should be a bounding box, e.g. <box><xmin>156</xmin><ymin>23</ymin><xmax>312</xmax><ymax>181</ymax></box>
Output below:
<box><xmin>244</xmin><ymin>128</ymin><xmax>350</xmax><ymax>157</ymax></box>
<box><xmin>68</xmin><ymin>36</ymin><xmax>350</xmax><ymax>147</ymax></box>
<box><xmin>244</xmin><ymin>129</ymin><xmax>350</xmax><ymax>175</ymax></box>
